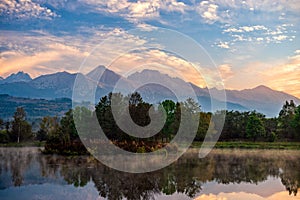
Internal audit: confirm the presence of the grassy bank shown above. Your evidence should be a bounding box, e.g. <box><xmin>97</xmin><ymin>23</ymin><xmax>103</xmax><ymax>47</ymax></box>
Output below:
<box><xmin>191</xmin><ymin>141</ymin><xmax>300</xmax><ymax>150</ymax></box>
<box><xmin>0</xmin><ymin>141</ymin><xmax>45</xmax><ymax>147</ymax></box>
<box><xmin>1</xmin><ymin>141</ymin><xmax>300</xmax><ymax>150</ymax></box>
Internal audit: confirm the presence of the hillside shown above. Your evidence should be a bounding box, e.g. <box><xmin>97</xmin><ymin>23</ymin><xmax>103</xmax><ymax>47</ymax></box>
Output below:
<box><xmin>1</xmin><ymin>68</ymin><xmax>299</xmax><ymax>117</ymax></box>
<box><xmin>0</xmin><ymin>94</ymin><xmax>71</xmax><ymax>121</ymax></box>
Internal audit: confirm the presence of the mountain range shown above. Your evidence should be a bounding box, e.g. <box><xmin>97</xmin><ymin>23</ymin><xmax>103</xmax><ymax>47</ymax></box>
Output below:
<box><xmin>0</xmin><ymin>66</ymin><xmax>299</xmax><ymax>117</ymax></box>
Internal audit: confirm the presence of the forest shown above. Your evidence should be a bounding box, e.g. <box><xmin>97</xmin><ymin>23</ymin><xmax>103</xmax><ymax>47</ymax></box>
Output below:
<box><xmin>0</xmin><ymin>92</ymin><xmax>299</xmax><ymax>154</ymax></box>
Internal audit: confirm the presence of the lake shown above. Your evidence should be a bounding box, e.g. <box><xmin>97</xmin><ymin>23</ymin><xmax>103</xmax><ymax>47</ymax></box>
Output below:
<box><xmin>0</xmin><ymin>147</ymin><xmax>299</xmax><ymax>200</ymax></box>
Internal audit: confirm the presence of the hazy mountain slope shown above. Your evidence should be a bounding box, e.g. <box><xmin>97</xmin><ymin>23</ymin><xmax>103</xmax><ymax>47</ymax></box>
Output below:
<box><xmin>224</xmin><ymin>85</ymin><xmax>300</xmax><ymax>116</ymax></box>
<box><xmin>0</xmin><ymin>68</ymin><xmax>299</xmax><ymax>117</ymax></box>
<box><xmin>0</xmin><ymin>94</ymin><xmax>71</xmax><ymax>120</ymax></box>
<box><xmin>0</xmin><ymin>71</ymin><xmax>32</xmax><ymax>84</ymax></box>
<box><xmin>128</xmin><ymin>70</ymin><xmax>248</xmax><ymax>112</ymax></box>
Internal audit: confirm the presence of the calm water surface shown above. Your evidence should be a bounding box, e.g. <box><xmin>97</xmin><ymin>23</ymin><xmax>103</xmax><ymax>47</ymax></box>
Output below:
<box><xmin>0</xmin><ymin>147</ymin><xmax>299</xmax><ymax>200</ymax></box>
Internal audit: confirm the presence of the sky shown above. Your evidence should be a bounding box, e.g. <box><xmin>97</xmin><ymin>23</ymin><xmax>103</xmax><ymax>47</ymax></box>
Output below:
<box><xmin>0</xmin><ymin>0</ymin><xmax>299</xmax><ymax>97</ymax></box>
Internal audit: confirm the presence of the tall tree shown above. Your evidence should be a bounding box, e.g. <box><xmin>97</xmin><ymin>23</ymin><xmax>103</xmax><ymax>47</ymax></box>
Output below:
<box><xmin>278</xmin><ymin>100</ymin><xmax>297</xmax><ymax>140</ymax></box>
<box><xmin>0</xmin><ymin>118</ymin><xmax>3</xmax><ymax>130</ymax></box>
<box><xmin>246</xmin><ymin>114</ymin><xmax>266</xmax><ymax>141</ymax></box>
<box><xmin>195</xmin><ymin>112</ymin><xmax>211</xmax><ymax>141</ymax></box>
<box><xmin>37</xmin><ymin>116</ymin><xmax>59</xmax><ymax>141</ymax></box>
<box><xmin>291</xmin><ymin>105</ymin><xmax>300</xmax><ymax>140</ymax></box>
<box><xmin>11</xmin><ymin>107</ymin><xmax>32</xmax><ymax>143</ymax></box>
<box><xmin>264</xmin><ymin>118</ymin><xmax>278</xmax><ymax>142</ymax></box>
<box><xmin>128</xmin><ymin>92</ymin><xmax>143</xmax><ymax>106</ymax></box>
<box><xmin>161</xmin><ymin>100</ymin><xmax>176</xmax><ymax>142</ymax></box>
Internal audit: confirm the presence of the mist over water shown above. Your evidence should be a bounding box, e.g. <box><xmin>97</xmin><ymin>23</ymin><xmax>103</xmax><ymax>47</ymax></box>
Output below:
<box><xmin>0</xmin><ymin>147</ymin><xmax>299</xmax><ymax>200</ymax></box>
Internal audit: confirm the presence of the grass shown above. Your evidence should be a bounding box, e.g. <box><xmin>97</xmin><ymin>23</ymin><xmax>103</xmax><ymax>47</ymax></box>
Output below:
<box><xmin>0</xmin><ymin>141</ymin><xmax>45</xmax><ymax>147</ymax></box>
<box><xmin>191</xmin><ymin>141</ymin><xmax>300</xmax><ymax>150</ymax></box>
<box><xmin>1</xmin><ymin>141</ymin><xmax>300</xmax><ymax>150</ymax></box>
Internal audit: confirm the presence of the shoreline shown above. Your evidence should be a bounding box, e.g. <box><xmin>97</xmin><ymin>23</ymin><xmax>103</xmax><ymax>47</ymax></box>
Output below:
<box><xmin>1</xmin><ymin>141</ymin><xmax>300</xmax><ymax>150</ymax></box>
<box><xmin>191</xmin><ymin>141</ymin><xmax>300</xmax><ymax>150</ymax></box>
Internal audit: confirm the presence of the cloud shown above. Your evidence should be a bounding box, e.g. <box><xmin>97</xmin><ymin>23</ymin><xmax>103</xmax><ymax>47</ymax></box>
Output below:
<box><xmin>261</xmin><ymin>52</ymin><xmax>300</xmax><ymax>98</ymax></box>
<box><xmin>0</xmin><ymin>27</ymin><xmax>152</xmax><ymax>78</ymax></box>
<box><xmin>273</xmin><ymin>35</ymin><xmax>288</xmax><ymax>41</ymax></box>
<box><xmin>224</xmin><ymin>51</ymin><xmax>300</xmax><ymax>98</ymax></box>
<box><xmin>221</xmin><ymin>23</ymin><xmax>295</xmax><ymax>47</ymax></box>
<box><xmin>195</xmin><ymin>0</ymin><xmax>300</xmax><ymax>25</ymax></box>
<box><xmin>103</xmin><ymin>48</ymin><xmax>209</xmax><ymax>88</ymax></box>
<box><xmin>218</xmin><ymin>64</ymin><xmax>234</xmax><ymax>80</ymax></box>
<box><xmin>224</xmin><ymin>25</ymin><xmax>268</xmax><ymax>33</ymax></box>
<box><xmin>79</xmin><ymin>0</ymin><xmax>188</xmax><ymax>22</ymax></box>
<box><xmin>213</xmin><ymin>0</ymin><xmax>300</xmax><ymax>13</ymax></box>
<box><xmin>0</xmin><ymin>0</ymin><xmax>58</xmax><ymax>20</ymax></box>
<box><xmin>0</xmin><ymin>29</ymin><xmax>124</xmax><ymax>77</ymax></box>
<box><xmin>197</xmin><ymin>1</ymin><xmax>219</xmax><ymax>24</ymax></box>
<box><xmin>0</xmin><ymin>40</ymin><xmax>88</xmax><ymax>77</ymax></box>
<box><xmin>217</xmin><ymin>41</ymin><xmax>230</xmax><ymax>49</ymax></box>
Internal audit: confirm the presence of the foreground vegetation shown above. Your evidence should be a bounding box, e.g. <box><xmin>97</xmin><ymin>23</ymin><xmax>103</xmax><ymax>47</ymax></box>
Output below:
<box><xmin>0</xmin><ymin>92</ymin><xmax>299</xmax><ymax>154</ymax></box>
<box><xmin>192</xmin><ymin>141</ymin><xmax>300</xmax><ymax>150</ymax></box>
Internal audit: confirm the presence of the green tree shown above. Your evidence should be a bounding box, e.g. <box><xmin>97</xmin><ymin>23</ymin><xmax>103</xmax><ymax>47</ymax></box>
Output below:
<box><xmin>220</xmin><ymin>111</ymin><xmax>251</xmax><ymax>140</ymax></box>
<box><xmin>180</xmin><ymin>98</ymin><xmax>201</xmax><ymax>141</ymax></box>
<box><xmin>73</xmin><ymin>106</ymin><xmax>94</xmax><ymax>139</ymax></box>
<box><xmin>161</xmin><ymin>100</ymin><xmax>176</xmax><ymax>142</ymax></box>
<box><xmin>0</xmin><ymin>118</ymin><xmax>3</xmax><ymax>130</ymax></box>
<box><xmin>10</xmin><ymin>107</ymin><xmax>32</xmax><ymax>143</ymax></box>
<box><xmin>246</xmin><ymin>114</ymin><xmax>266</xmax><ymax>141</ymax></box>
<box><xmin>95</xmin><ymin>93</ymin><xmax>120</xmax><ymax>141</ymax></box>
<box><xmin>60</xmin><ymin>109</ymin><xmax>78</xmax><ymax>142</ymax></box>
<box><xmin>264</xmin><ymin>118</ymin><xmax>278</xmax><ymax>142</ymax></box>
<box><xmin>195</xmin><ymin>112</ymin><xmax>211</xmax><ymax>141</ymax></box>
<box><xmin>0</xmin><ymin>118</ymin><xmax>9</xmax><ymax>143</ymax></box>
<box><xmin>128</xmin><ymin>92</ymin><xmax>143</xmax><ymax>106</ymax></box>
<box><xmin>37</xmin><ymin>116</ymin><xmax>59</xmax><ymax>141</ymax></box>
<box><xmin>278</xmin><ymin>100</ymin><xmax>297</xmax><ymax>140</ymax></box>
<box><xmin>291</xmin><ymin>105</ymin><xmax>300</xmax><ymax>140</ymax></box>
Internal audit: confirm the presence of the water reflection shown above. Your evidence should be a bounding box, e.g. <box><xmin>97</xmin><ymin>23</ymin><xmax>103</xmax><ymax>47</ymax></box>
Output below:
<box><xmin>0</xmin><ymin>148</ymin><xmax>299</xmax><ymax>199</ymax></box>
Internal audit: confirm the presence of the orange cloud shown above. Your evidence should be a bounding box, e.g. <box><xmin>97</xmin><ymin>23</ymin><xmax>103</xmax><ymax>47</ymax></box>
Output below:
<box><xmin>261</xmin><ymin>52</ymin><xmax>300</xmax><ymax>98</ymax></box>
<box><xmin>0</xmin><ymin>42</ymin><xmax>88</xmax><ymax>78</ymax></box>
<box><xmin>218</xmin><ymin>64</ymin><xmax>234</xmax><ymax>80</ymax></box>
<box><xmin>194</xmin><ymin>191</ymin><xmax>300</xmax><ymax>200</ymax></box>
<box><xmin>105</xmin><ymin>49</ymin><xmax>222</xmax><ymax>88</ymax></box>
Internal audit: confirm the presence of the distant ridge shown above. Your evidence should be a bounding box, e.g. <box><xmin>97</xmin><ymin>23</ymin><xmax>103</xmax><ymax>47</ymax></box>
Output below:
<box><xmin>0</xmin><ymin>68</ymin><xmax>299</xmax><ymax>117</ymax></box>
<box><xmin>0</xmin><ymin>71</ymin><xmax>32</xmax><ymax>83</ymax></box>
<box><xmin>0</xmin><ymin>94</ymin><xmax>71</xmax><ymax>121</ymax></box>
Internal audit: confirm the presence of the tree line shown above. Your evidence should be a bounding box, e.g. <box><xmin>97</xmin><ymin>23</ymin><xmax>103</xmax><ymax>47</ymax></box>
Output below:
<box><xmin>0</xmin><ymin>92</ymin><xmax>299</xmax><ymax>152</ymax></box>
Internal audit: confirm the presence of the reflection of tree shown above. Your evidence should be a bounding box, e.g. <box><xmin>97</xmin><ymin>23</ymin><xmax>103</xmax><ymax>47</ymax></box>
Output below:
<box><xmin>213</xmin><ymin>153</ymin><xmax>280</xmax><ymax>184</ymax></box>
<box><xmin>280</xmin><ymin>156</ymin><xmax>300</xmax><ymax>196</ymax></box>
<box><xmin>0</xmin><ymin>148</ymin><xmax>34</xmax><ymax>186</ymax></box>
<box><xmin>0</xmin><ymin>148</ymin><xmax>299</xmax><ymax>198</ymax></box>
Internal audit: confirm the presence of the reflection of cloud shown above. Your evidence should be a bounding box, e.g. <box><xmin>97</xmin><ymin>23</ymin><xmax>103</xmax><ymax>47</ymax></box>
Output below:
<box><xmin>194</xmin><ymin>191</ymin><xmax>300</xmax><ymax>200</ymax></box>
